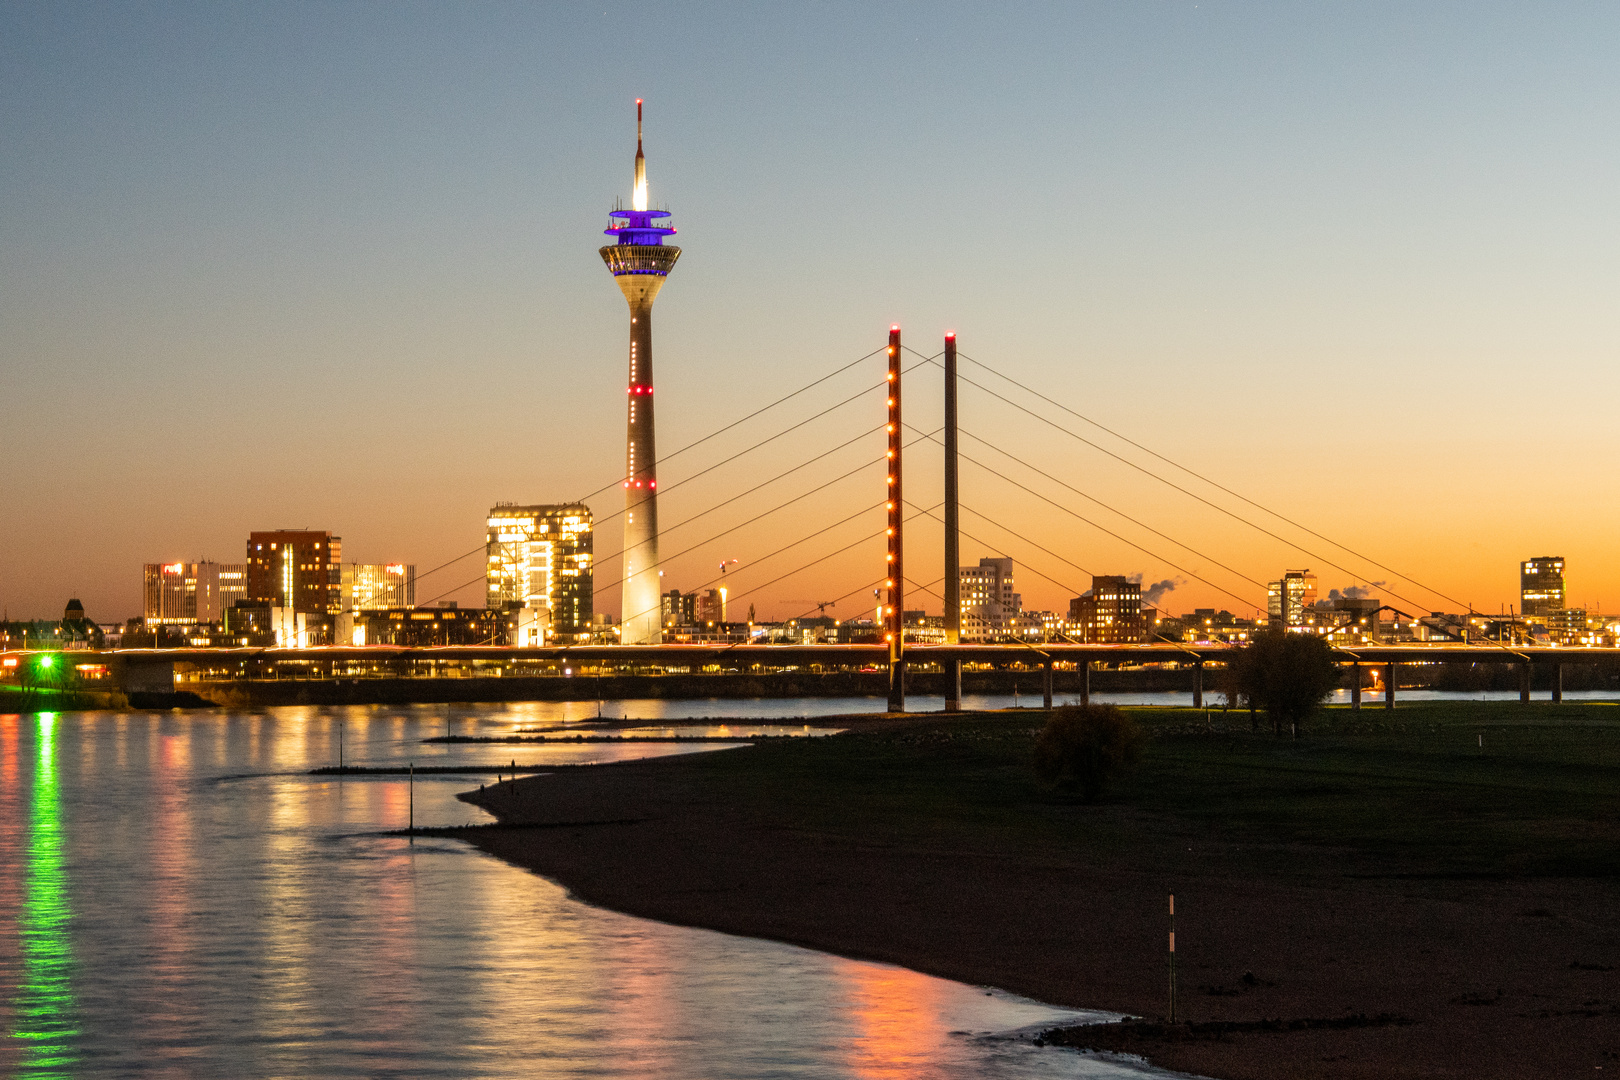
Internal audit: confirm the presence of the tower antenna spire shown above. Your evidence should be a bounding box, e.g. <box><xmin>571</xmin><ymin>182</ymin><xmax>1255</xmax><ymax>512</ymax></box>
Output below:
<box><xmin>633</xmin><ymin>98</ymin><xmax>648</xmax><ymax>211</ymax></box>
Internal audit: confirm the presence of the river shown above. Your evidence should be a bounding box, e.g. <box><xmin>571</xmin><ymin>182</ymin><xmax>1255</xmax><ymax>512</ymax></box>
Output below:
<box><xmin>0</xmin><ymin>703</ymin><xmax>1189</xmax><ymax>1079</ymax></box>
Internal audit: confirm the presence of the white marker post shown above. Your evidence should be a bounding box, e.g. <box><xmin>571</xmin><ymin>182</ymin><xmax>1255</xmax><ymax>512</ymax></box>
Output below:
<box><xmin>1168</xmin><ymin>894</ymin><xmax>1178</xmax><ymax>1023</ymax></box>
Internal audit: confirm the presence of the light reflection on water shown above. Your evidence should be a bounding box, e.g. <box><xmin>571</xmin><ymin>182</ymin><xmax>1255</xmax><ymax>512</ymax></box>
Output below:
<box><xmin>0</xmin><ymin>705</ymin><xmax>1180</xmax><ymax>1078</ymax></box>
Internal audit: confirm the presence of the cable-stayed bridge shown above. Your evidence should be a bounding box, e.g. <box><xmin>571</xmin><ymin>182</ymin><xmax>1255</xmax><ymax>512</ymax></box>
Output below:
<box><xmin>7</xmin><ymin>328</ymin><xmax>1614</xmax><ymax>710</ymax></box>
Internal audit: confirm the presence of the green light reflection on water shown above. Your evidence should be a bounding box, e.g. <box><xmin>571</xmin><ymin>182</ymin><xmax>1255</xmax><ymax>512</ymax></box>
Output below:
<box><xmin>9</xmin><ymin>713</ymin><xmax>78</xmax><ymax>1075</ymax></box>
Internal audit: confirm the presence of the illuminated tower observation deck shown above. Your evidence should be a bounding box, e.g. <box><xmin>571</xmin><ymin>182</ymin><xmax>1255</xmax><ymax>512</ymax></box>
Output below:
<box><xmin>601</xmin><ymin>99</ymin><xmax>680</xmax><ymax>644</ymax></box>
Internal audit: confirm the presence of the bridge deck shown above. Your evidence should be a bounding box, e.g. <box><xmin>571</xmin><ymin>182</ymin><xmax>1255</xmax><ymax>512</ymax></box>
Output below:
<box><xmin>5</xmin><ymin>643</ymin><xmax>1616</xmax><ymax>666</ymax></box>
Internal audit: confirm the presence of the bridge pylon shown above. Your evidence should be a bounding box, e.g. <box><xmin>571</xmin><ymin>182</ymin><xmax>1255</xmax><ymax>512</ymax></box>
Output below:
<box><xmin>886</xmin><ymin>325</ymin><xmax>905</xmax><ymax>712</ymax></box>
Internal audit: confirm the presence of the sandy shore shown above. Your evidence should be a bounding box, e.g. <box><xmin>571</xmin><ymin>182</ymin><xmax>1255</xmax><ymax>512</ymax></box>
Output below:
<box><xmin>458</xmin><ymin>717</ymin><xmax>1620</xmax><ymax>1079</ymax></box>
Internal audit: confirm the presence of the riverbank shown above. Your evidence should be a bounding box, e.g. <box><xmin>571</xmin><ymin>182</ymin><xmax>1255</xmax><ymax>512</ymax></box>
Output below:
<box><xmin>459</xmin><ymin>703</ymin><xmax>1620</xmax><ymax>1079</ymax></box>
<box><xmin>184</xmin><ymin>667</ymin><xmax>1173</xmax><ymax>708</ymax></box>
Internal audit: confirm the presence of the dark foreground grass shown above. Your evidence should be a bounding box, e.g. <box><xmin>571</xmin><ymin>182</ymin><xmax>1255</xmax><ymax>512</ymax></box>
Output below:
<box><xmin>464</xmin><ymin>700</ymin><xmax>1620</xmax><ymax>1080</ymax></box>
<box><xmin>665</xmin><ymin>700</ymin><xmax>1620</xmax><ymax>880</ymax></box>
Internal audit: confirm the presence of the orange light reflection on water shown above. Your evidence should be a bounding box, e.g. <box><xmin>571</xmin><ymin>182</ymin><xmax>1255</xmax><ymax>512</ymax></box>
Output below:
<box><xmin>841</xmin><ymin>961</ymin><xmax>959</xmax><ymax>1077</ymax></box>
<box><xmin>146</xmin><ymin>720</ymin><xmax>196</xmax><ymax>1057</ymax></box>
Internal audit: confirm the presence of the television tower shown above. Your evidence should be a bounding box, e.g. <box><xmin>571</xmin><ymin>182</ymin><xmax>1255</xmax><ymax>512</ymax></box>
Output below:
<box><xmin>601</xmin><ymin>99</ymin><xmax>681</xmax><ymax>644</ymax></box>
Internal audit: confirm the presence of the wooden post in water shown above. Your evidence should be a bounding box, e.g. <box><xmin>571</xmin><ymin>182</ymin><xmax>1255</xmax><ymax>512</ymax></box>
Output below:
<box><xmin>1520</xmin><ymin>660</ymin><xmax>1532</xmax><ymax>703</ymax></box>
<box><xmin>1553</xmin><ymin>663</ymin><xmax>1564</xmax><ymax>704</ymax></box>
<box><xmin>1384</xmin><ymin>663</ymin><xmax>1396</xmax><ymax>710</ymax></box>
<box><xmin>1042</xmin><ymin>658</ymin><xmax>1054</xmax><ymax>710</ymax></box>
<box><xmin>1080</xmin><ymin>660</ymin><xmax>1091</xmax><ymax>707</ymax></box>
<box><xmin>1350</xmin><ymin>663</ymin><xmax>1361</xmax><ymax>710</ymax></box>
<box><xmin>1192</xmin><ymin>662</ymin><xmax>1203</xmax><ymax>709</ymax></box>
<box><xmin>408</xmin><ymin>761</ymin><xmax>414</xmax><ymax>842</ymax></box>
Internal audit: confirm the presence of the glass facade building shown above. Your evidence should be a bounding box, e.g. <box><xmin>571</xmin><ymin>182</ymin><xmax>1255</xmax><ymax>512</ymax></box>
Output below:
<box><xmin>1069</xmin><ymin>575</ymin><xmax>1146</xmax><ymax>643</ymax></box>
<box><xmin>958</xmin><ymin>557</ymin><xmax>1021</xmax><ymax>640</ymax></box>
<box><xmin>246</xmin><ymin>531</ymin><xmax>342</xmax><ymax>615</ymax></box>
<box><xmin>1267</xmin><ymin>569</ymin><xmax>1319</xmax><ymax>628</ymax></box>
<box><xmin>341</xmin><ymin>563</ymin><xmax>415</xmax><ymax>611</ymax></box>
<box><xmin>1520</xmin><ymin>556</ymin><xmax>1565</xmax><ymax>617</ymax></box>
<box><xmin>485</xmin><ymin>504</ymin><xmax>594</xmax><ymax>639</ymax></box>
<box><xmin>142</xmin><ymin>562</ymin><xmax>248</xmax><ymax>625</ymax></box>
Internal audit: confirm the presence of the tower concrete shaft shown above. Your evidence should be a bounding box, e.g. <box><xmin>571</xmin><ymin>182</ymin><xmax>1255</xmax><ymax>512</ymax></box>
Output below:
<box><xmin>601</xmin><ymin>100</ymin><xmax>680</xmax><ymax>644</ymax></box>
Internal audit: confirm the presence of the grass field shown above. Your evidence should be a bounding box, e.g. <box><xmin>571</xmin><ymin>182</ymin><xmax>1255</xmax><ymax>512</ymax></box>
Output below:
<box><xmin>468</xmin><ymin>699</ymin><xmax>1620</xmax><ymax>1079</ymax></box>
<box><xmin>672</xmin><ymin>700</ymin><xmax>1620</xmax><ymax>881</ymax></box>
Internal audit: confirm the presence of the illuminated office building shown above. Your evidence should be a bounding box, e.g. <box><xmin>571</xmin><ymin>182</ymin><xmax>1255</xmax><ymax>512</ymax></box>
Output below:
<box><xmin>661</xmin><ymin>589</ymin><xmax>697</xmax><ymax>629</ymax></box>
<box><xmin>601</xmin><ymin>99</ymin><xmax>681</xmax><ymax>644</ymax></box>
<box><xmin>1267</xmin><ymin>569</ymin><xmax>1318</xmax><ymax>629</ymax></box>
<box><xmin>341</xmin><ymin>563</ymin><xmax>415</xmax><ymax>611</ymax></box>
<box><xmin>959</xmin><ymin>557</ymin><xmax>1021</xmax><ymax>639</ymax></box>
<box><xmin>143</xmin><ymin>562</ymin><xmax>247</xmax><ymax>625</ymax></box>
<box><xmin>1520</xmin><ymin>556</ymin><xmax>1565</xmax><ymax>617</ymax></box>
<box><xmin>246</xmin><ymin>531</ymin><xmax>342</xmax><ymax>614</ymax></box>
<box><xmin>1069</xmin><ymin>575</ymin><xmax>1146</xmax><ymax>643</ymax></box>
<box><xmin>486</xmin><ymin>503</ymin><xmax>594</xmax><ymax>638</ymax></box>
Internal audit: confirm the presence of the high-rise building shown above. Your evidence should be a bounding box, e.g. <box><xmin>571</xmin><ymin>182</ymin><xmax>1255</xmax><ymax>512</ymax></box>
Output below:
<box><xmin>143</xmin><ymin>562</ymin><xmax>248</xmax><ymax>625</ymax></box>
<box><xmin>1521</xmin><ymin>556</ymin><xmax>1565</xmax><ymax>617</ymax></box>
<box><xmin>485</xmin><ymin>504</ymin><xmax>593</xmax><ymax>639</ymax></box>
<box><xmin>694</xmin><ymin>587</ymin><xmax>727</xmax><ymax>626</ymax></box>
<box><xmin>601</xmin><ymin>99</ymin><xmax>681</xmax><ymax>644</ymax></box>
<box><xmin>1267</xmin><ymin>569</ymin><xmax>1318</xmax><ymax>628</ymax></box>
<box><xmin>661</xmin><ymin>589</ymin><xmax>697</xmax><ymax>629</ymax></box>
<box><xmin>246</xmin><ymin>531</ymin><xmax>341</xmax><ymax>614</ymax></box>
<box><xmin>959</xmin><ymin>557</ymin><xmax>1021</xmax><ymax>639</ymax></box>
<box><xmin>341</xmin><ymin>563</ymin><xmax>415</xmax><ymax>611</ymax></box>
<box><xmin>1069</xmin><ymin>575</ymin><xmax>1146</xmax><ymax>643</ymax></box>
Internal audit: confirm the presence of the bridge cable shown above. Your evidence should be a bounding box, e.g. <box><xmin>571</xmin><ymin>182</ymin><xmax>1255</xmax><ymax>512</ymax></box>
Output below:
<box><xmin>598</xmin><ymin>426</ymin><xmax>941</xmax><ymax>599</ymax></box>
<box><xmin>572</xmin><ymin>346</ymin><xmax>887</xmax><ymax>507</ymax></box>
<box><xmin>590</xmin><ymin>380</ymin><xmax>891</xmax><ymax>533</ymax></box>
<box><xmin>916</xmin><ymin>359</ymin><xmax>1462</xmax><ymax>618</ymax></box>
<box><xmin>712</xmin><ymin>504</ymin><xmax>943</xmax><ymax>616</ymax></box>
<box><xmin>904</xmin><ymin>424</ymin><xmax>1265</xmax><ymax>611</ymax></box>
<box><xmin>926</xmin><ymin>346</ymin><xmax>1474</xmax><ymax>614</ymax></box>
<box><xmin>598</xmin><ymin>422</ymin><xmax>885</xmax><ymax>539</ymax></box>
<box><xmin>590</xmin><ymin>357</ymin><xmax>935</xmax><ymax>583</ymax></box>
<box><xmin>617</xmin><ymin>502</ymin><xmax>936</xmax><ymax>631</ymax></box>
<box><xmin>957</xmin><ymin>426</ymin><xmax>1268</xmax><ymax>590</ymax></box>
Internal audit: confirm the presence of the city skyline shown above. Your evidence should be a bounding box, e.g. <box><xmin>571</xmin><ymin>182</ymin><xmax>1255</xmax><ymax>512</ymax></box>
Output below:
<box><xmin>4</xmin><ymin>3</ymin><xmax>1620</xmax><ymax>622</ymax></box>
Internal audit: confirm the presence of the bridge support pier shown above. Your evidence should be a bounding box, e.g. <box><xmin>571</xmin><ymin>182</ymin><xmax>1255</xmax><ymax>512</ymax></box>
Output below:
<box><xmin>1350</xmin><ymin>662</ymin><xmax>1361</xmax><ymax>710</ymax></box>
<box><xmin>1080</xmin><ymin>661</ymin><xmax>1091</xmax><ymax>707</ymax></box>
<box><xmin>1042</xmin><ymin>659</ymin><xmax>1054</xmax><ymax>710</ymax></box>
<box><xmin>1384</xmin><ymin>662</ymin><xmax>1396</xmax><ymax>709</ymax></box>
<box><xmin>1192</xmin><ymin>662</ymin><xmax>1203</xmax><ymax>709</ymax></box>
<box><xmin>1553</xmin><ymin>663</ymin><xmax>1563</xmax><ymax>703</ymax></box>
<box><xmin>1520</xmin><ymin>661</ymin><xmax>1532</xmax><ymax>703</ymax></box>
<box><xmin>111</xmin><ymin>657</ymin><xmax>175</xmax><ymax>695</ymax></box>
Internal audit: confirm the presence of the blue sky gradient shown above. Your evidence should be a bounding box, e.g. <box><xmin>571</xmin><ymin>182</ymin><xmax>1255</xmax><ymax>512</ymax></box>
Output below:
<box><xmin>3</xmin><ymin>2</ymin><xmax>1618</xmax><ymax>621</ymax></box>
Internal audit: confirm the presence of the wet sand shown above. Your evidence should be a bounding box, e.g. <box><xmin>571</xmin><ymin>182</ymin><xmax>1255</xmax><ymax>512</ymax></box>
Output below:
<box><xmin>459</xmin><ymin>717</ymin><xmax>1620</xmax><ymax>1079</ymax></box>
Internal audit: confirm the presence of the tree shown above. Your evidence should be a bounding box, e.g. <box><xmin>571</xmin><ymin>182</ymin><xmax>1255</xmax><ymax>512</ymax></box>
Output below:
<box><xmin>1033</xmin><ymin>704</ymin><xmax>1143</xmax><ymax>802</ymax></box>
<box><xmin>1225</xmin><ymin>629</ymin><xmax>1340</xmax><ymax>735</ymax></box>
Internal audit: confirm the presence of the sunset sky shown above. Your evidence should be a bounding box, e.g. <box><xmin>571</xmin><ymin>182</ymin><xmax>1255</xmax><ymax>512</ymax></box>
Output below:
<box><xmin>4</xmin><ymin>2</ymin><xmax>1619</xmax><ymax>623</ymax></box>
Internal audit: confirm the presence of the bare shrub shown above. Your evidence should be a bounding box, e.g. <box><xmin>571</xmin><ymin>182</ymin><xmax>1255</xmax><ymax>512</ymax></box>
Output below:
<box><xmin>1033</xmin><ymin>704</ymin><xmax>1143</xmax><ymax>802</ymax></box>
